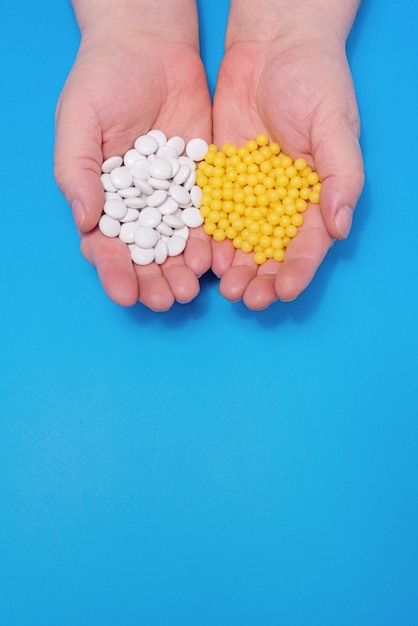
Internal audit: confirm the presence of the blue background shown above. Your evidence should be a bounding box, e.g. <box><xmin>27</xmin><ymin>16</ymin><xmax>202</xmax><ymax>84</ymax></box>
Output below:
<box><xmin>1</xmin><ymin>1</ymin><xmax>418</xmax><ymax>624</ymax></box>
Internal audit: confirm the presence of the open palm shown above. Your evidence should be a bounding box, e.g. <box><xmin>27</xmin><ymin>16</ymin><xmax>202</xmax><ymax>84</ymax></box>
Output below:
<box><xmin>55</xmin><ymin>35</ymin><xmax>212</xmax><ymax>310</ymax></box>
<box><xmin>212</xmin><ymin>39</ymin><xmax>364</xmax><ymax>309</ymax></box>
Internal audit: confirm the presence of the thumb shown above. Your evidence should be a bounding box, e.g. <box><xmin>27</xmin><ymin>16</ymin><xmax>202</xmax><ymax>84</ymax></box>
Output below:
<box><xmin>314</xmin><ymin>119</ymin><xmax>365</xmax><ymax>240</ymax></box>
<box><xmin>54</xmin><ymin>95</ymin><xmax>105</xmax><ymax>234</ymax></box>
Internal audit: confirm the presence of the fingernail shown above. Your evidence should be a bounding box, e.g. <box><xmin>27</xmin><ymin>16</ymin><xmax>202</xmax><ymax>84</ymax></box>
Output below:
<box><xmin>71</xmin><ymin>199</ymin><xmax>86</xmax><ymax>231</ymax></box>
<box><xmin>335</xmin><ymin>205</ymin><xmax>353</xmax><ymax>239</ymax></box>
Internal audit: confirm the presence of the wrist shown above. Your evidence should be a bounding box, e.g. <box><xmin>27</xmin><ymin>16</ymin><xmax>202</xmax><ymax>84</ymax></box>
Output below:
<box><xmin>72</xmin><ymin>0</ymin><xmax>200</xmax><ymax>47</ymax></box>
<box><xmin>225</xmin><ymin>0</ymin><xmax>361</xmax><ymax>50</ymax></box>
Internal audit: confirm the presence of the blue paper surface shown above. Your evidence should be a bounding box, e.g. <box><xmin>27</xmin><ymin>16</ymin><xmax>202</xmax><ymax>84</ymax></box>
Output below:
<box><xmin>1</xmin><ymin>1</ymin><xmax>418</xmax><ymax>624</ymax></box>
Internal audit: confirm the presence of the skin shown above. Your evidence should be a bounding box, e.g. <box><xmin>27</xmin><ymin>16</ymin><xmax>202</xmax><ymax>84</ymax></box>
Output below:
<box><xmin>54</xmin><ymin>0</ymin><xmax>364</xmax><ymax>311</ymax></box>
<box><xmin>212</xmin><ymin>0</ymin><xmax>365</xmax><ymax>309</ymax></box>
<box><xmin>54</xmin><ymin>0</ymin><xmax>212</xmax><ymax>311</ymax></box>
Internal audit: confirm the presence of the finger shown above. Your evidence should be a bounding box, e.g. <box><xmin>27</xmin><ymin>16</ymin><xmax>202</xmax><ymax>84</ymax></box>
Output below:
<box><xmin>242</xmin><ymin>260</ymin><xmax>279</xmax><ymax>310</ymax></box>
<box><xmin>274</xmin><ymin>204</ymin><xmax>333</xmax><ymax>301</ymax></box>
<box><xmin>211</xmin><ymin>239</ymin><xmax>236</xmax><ymax>278</ymax></box>
<box><xmin>183</xmin><ymin>226</ymin><xmax>212</xmax><ymax>277</ymax></box>
<box><xmin>218</xmin><ymin>249</ymin><xmax>258</xmax><ymax>302</ymax></box>
<box><xmin>314</xmin><ymin>118</ymin><xmax>364</xmax><ymax>241</ymax></box>
<box><xmin>162</xmin><ymin>257</ymin><xmax>200</xmax><ymax>304</ymax></box>
<box><xmin>80</xmin><ymin>230</ymin><xmax>139</xmax><ymax>306</ymax></box>
<box><xmin>134</xmin><ymin>264</ymin><xmax>175</xmax><ymax>312</ymax></box>
<box><xmin>54</xmin><ymin>93</ymin><xmax>104</xmax><ymax>233</ymax></box>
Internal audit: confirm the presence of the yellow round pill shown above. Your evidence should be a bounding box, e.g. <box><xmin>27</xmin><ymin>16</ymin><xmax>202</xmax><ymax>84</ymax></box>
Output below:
<box><xmin>213</xmin><ymin>229</ymin><xmax>226</xmax><ymax>242</ymax></box>
<box><xmin>254</xmin><ymin>251</ymin><xmax>267</xmax><ymax>265</ymax></box>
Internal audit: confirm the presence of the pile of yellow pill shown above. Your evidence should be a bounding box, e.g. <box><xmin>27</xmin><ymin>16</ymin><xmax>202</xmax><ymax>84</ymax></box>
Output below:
<box><xmin>195</xmin><ymin>134</ymin><xmax>321</xmax><ymax>264</ymax></box>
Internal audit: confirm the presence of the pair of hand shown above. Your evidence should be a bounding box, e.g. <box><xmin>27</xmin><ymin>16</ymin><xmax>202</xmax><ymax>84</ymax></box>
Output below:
<box><xmin>54</xmin><ymin>16</ymin><xmax>364</xmax><ymax>311</ymax></box>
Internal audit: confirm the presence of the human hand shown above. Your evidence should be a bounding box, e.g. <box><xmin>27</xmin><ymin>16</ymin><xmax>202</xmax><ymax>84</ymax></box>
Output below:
<box><xmin>211</xmin><ymin>7</ymin><xmax>364</xmax><ymax>310</ymax></box>
<box><xmin>54</xmin><ymin>2</ymin><xmax>212</xmax><ymax>310</ymax></box>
